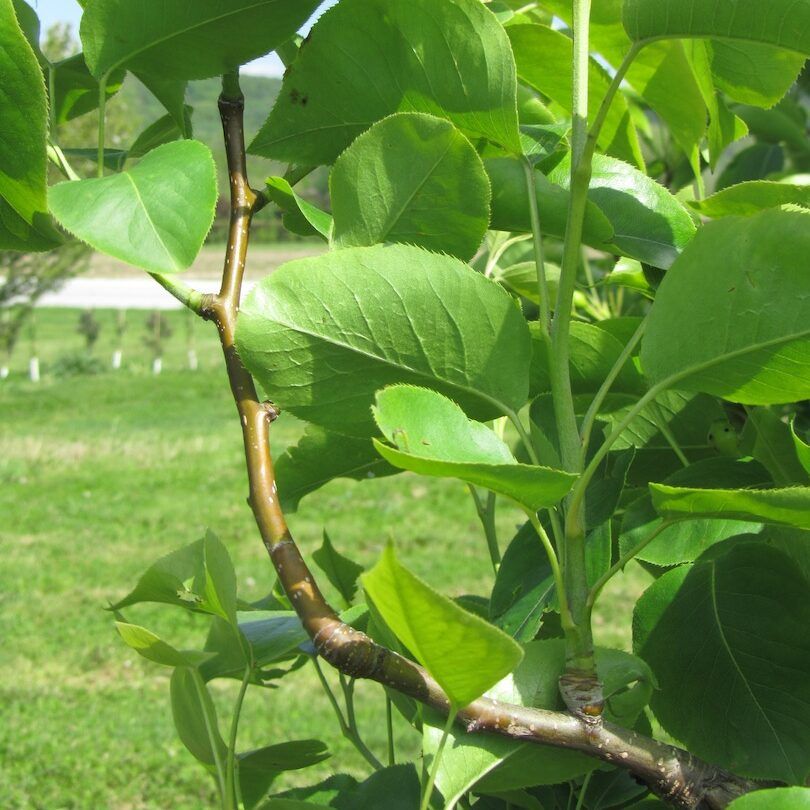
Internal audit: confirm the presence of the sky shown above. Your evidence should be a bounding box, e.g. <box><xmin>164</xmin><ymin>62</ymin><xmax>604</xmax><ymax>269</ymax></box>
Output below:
<box><xmin>28</xmin><ymin>0</ymin><xmax>339</xmax><ymax>76</ymax></box>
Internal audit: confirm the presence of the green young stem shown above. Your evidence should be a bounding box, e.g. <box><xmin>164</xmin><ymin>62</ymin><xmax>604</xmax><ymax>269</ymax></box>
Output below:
<box><xmin>484</xmin><ymin>232</ymin><xmax>530</xmax><ymax>278</ymax></box>
<box><xmin>575</xmin><ymin>772</ymin><xmax>593</xmax><ymax>810</ymax></box>
<box><xmin>47</xmin><ymin>142</ymin><xmax>81</xmax><ymax>182</ymax></box>
<box><xmin>421</xmin><ymin>709</ymin><xmax>458</xmax><ymax>810</ymax></box>
<box><xmin>385</xmin><ymin>694</ymin><xmax>396</xmax><ymax>766</ymax></box>
<box><xmin>579</xmin><ymin>317</ymin><xmax>647</xmax><ymax>463</ymax></box>
<box><xmin>586</xmin><ymin>520</ymin><xmax>673</xmax><ymax>610</ymax></box>
<box><xmin>341</xmin><ymin>675</ymin><xmax>384</xmax><ymax>771</ymax></box>
<box><xmin>504</xmin><ymin>407</ymin><xmax>540</xmax><ymax>466</ymax></box>
<box><xmin>469</xmin><ymin>485</ymin><xmax>500</xmax><ymax>571</ymax></box>
<box><xmin>523</xmin><ymin>158</ymin><xmax>551</xmax><ymax>336</ymax></box>
<box><xmin>97</xmin><ymin>75</ymin><xmax>108</xmax><ymax>178</ymax></box>
<box><xmin>649</xmin><ymin>402</ymin><xmax>690</xmax><ymax>467</ymax></box>
<box><xmin>192</xmin><ymin>670</ymin><xmax>229</xmax><ymax>807</ymax></box>
<box><xmin>149</xmin><ymin>273</ymin><xmax>204</xmax><ymax>314</ymax></box>
<box><xmin>526</xmin><ymin>512</ymin><xmax>573</xmax><ymax>633</ymax></box>
<box><xmin>225</xmin><ymin>664</ymin><xmax>252</xmax><ymax>808</ymax></box>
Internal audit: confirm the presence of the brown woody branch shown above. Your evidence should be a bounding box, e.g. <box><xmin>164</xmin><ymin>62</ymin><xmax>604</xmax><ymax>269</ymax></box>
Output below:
<box><xmin>200</xmin><ymin>81</ymin><xmax>761</xmax><ymax>810</ymax></box>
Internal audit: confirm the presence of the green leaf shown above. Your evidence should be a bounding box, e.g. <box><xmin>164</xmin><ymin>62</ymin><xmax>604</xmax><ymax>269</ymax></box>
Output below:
<box><xmin>235</xmin><ymin>244</ymin><xmax>532</xmax><ymax>437</ymax></box>
<box><xmin>547</xmin><ymin>153</ymin><xmax>696</xmax><ymax>268</ymax></box>
<box><xmin>239</xmin><ymin>740</ymin><xmax>331</xmax><ymax>810</ymax></box>
<box><xmin>249</xmin><ymin>0</ymin><xmax>521</xmax><ymax>164</ymax></box>
<box><xmin>618</xmin><ymin>458</ymin><xmax>769</xmax><ymax>566</ymax></box>
<box><xmin>50</xmin><ymin>52</ymin><xmax>125</xmax><ymax>124</ymax></box>
<box><xmin>372</xmin><ymin>386</ymin><xmax>576</xmax><ymax>512</ymax></box>
<box><xmin>791</xmin><ymin>421</ymin><xmax>810</xmax><ymax>476</ymax></box>
<box><xmin>640</xmin><ymin>209</ymin><xmax>810</xmax><ymax>405</ymax></box>
<box><xmin>115</xmin><ymin>621</ymin><xmax>213</xmax><ymax>668</ymax></box>
<box><xmin>361</xmin><ymin>545</ymin><xmax>523</xmax><ymax>707</ymax></box>
<box><xmin>689</xmin><ymin>181</ymin><xmax>810</xmax><ymax>218</ymax></box>
<box><xmin>493</xmin><ymin>261</ymin><xmax>560</xmax><ymax>306</ymax></box>
<box><xmin>135</xmin><ymin>73</ymin><xmax>190</xmax><ymax>137</ymax></box>
<box><xmin>330</xmin><ymin>113</ymin><xmax>490</xmax><ymax>261</ymax></box>
<box><xmin>332</xmin><ymin>765</ymin><xmax>421</xmax><ymax>810</ymax></box>
<box><xmin>425</xmin><ymin>640</ymin><xmax>652</xmax><ymax>804</ymax></box>
<box><xmin>736</xmin><ymin>102</ymin><xmax>810</xmax><ymax>153</ymax></box>
<box><xmin>530</xmin><ymin>321</ymin><xmax>646</xmax><ymax>399</ymax></box>
<box><xmin>274</xmin><ymin>425</ymin><xmax>397</xmax><ymax>513</ymax></box>
<box><xmin>312</xmin><ymin>531</ymin><xmax>364</xmax><ymax>609</ymax></box>
<box><xmin>170</xmin><ymin>667</ymin><xmax>227</xmax><ymax>768</ymax></box>
<box><xmin>200</xmin><ymin>530</ymin><xmax>237</xmax><ymax>626</ymax></box>
<box><xmin>49</xmin><ymin>141</ymin><xmax>217</xmax><ymax>274</ymax></box>
<box><xmin>0</xmin><ymin>0</ymin><xmax>59</xmax><ymax>248</ymax></box>
<box><xmin>728</xmin><ymin>787</ymin><xmax>810</xmax><ymax>809</ymax></box>
<box><xmin>81</xmin><ymin>0</ymin><xmax>322</xmax><ymax>80</ymax></box>
<box><xmin>486</xmin><ymin>157</ymin><xmax>614</xmax><ymax>248</ymax></box>
<box><xmin>264</xmin><ymin>177</ymin><xmax>332</xmax><ymax>240</ymax></box>
<box><xmin>623</xmin><ymin>0</ymin><xmax>810</xmax><ymax>56</ymax></box>
<box><xmin>508</xmin><ymin>24</ymin><xmax>643</xmax><ymax>168</ymax></box>
<box><xmin>709</xmin><ymin>41</ymin><xmax>805</xmax><ymax>108</ymax></box>
<box><xmin>634</xmin><ymin>542</ymin><xmax>810</xmax><ymax>782</ymax></box>
<box><xmin>650</xmin><ymin>483</ymin><xmax>810</xmax><ymax>531</ymax></box>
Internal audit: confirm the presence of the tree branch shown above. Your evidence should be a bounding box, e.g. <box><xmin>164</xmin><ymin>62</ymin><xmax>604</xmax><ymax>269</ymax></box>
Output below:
<box><xmin>204</xmin><ymin>76</ymin><xmax>762</xmax><ymax>810</ymax></box>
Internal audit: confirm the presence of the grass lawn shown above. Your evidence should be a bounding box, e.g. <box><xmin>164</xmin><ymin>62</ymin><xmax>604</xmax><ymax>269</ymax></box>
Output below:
<box><xmin>0</xmin><ymin>308</ymin><xmax>650</xmax><ymax>809</ymax></box>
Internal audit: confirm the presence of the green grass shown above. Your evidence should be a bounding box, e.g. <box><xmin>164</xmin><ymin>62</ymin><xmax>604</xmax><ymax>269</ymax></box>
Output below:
<box><xmin>0</xmin><ymin>309</ymin><xmax>649</xmax><ymax>809</ymax></box>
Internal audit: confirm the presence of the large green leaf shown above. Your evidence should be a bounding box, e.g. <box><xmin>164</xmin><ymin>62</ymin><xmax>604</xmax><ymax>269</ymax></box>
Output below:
<box><xmin>0</xmin><ymin>0</ymin><xmax>59</xmax><ymax>249</ymax></box>
<box><xmin>81</xmin><ymin>0</ymin><xmax>322</xmax><ymax>80</ymax></box>
<box><xmin>361</xmin><ymin>545</ymin><xmax>523</xmax><ymax>707</ymax></box>
<box><xmin>618</xmin><ymin>458</ymin><xmax>769</xmax><ymax>566</ymax></box>
<box><xmin>689</xmin><ymin>181</ymin><xmax>810</xmax><ymax>218</ymax></box>
<box><xmin>426</xmin><ymin>640</ymin><xmax>652</xmax><ymax>805</ymax></box>
<box><xmin>741</xmin><ymin>407</ymin><xmax>810</xmax><ymax>485</ymax></box>
<box><xmin>235</xmin><ymin>244</ymin><xmax>532</xmax><ymax>437</ymax></box>
<box><xmin>508</xmin><ymin>24</ymin><xmax>643</xmax><ymax>168</ymax></box>
<box><xmin>249</xmin><ymin>0</ymin><xmax>521</xmax><ymax>164</ymax></box>
<box><xmin>640</xmin><ymin>209</ymin><xmax>810</xmax><ymax>405</ymax></box>
<box><xmin>729</xmin><ymin>787</ymin><xmax>810</xmax><ymax>809</ymax></box>
<box><xmin>486</xmin><ymin>157</ymin><xmax>614</xmax><ymax>248</ymax></box>
<box><xmin>49</xmin><ymin>141</ymin><xmax>217</xmax><ymax>274</ymax></box>
<box><xmin>634</xmin><ymin>542</ymin><xmax>810</xmax><ymax>782</ymax></box>
<box><xmin>623</xmin><ymin>0</ymin><xmax>810</xmax><ymax>56</ymax></box>
<box><xmin>274</xmin><ymin>425</ymin><xmax>397</xmax><ymax>513</ymax></box>
<box><xmin>372</xmin><ymin>386</ymin><xmax>576</xmax><ymax>512</ymax></box>
<box><xmin>547</xmin><ymin>153</ymin><xmax>696</xmax><ymax>268</ymax></box>
<box><xmin>650</xmin><ymin>484</ymin><xmax>810</xmax><ymax>530</ymax></box>
<box><xmin>331</xmin><ymin>113</ymin><xmax>490</xmax><ymax>261</ymax></box>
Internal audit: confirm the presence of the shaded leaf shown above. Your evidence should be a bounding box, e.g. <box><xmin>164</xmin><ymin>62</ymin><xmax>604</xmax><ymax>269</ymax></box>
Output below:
<box><xmin>689</xmin><ymin>181</ymin><xmax>810</xmax><ymax>218</ymax></box>
<box><xmin>331</xmin><ymin>113</ymin><xmax>490</xmax><ymax>260</ymax></box>
<box><xmin>547</xmin><ymin>153</ymin><xmax>696</xmax><ymax>268</ymax></box>
<box><xmin>634</xmin><ymin>542</ymin><xmax>810</xmax><ymax>782</ymax></box>
<box><xmin>250</xmin><ymin>0</ymin><xmax>521</xmax><ymax>163</ymax></box>
<box><xmin>170</xmin><ymin>667</ymin><xmax>227</xmax><ymax>768</ymax></box>
<box><xmin>312</xmin><ymin>531</ymin><xmax>364</xmax><ymax>609</ymax></box>
<box><xmin>50</xmin><ymin>52</ymin><xmax>124</xmax><ymax>124</ymax></box>
<box><xmin>640</xmin><ymin>209</ymin><xmax>810</xmax><ymax>405</ymax></box>
<box><xmin>275</xmin><ymin>425</ymin><xmax>397</xmax><ymax>513</ymax></box>
<box><xmin>81</xmin><ymin>0</ymin><xmax>322</xmax><ymax>81</ymax></box>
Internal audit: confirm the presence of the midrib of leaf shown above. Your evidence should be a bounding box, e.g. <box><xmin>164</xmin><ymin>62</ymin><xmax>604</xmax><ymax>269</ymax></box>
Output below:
<box><xmin>709</xmin><ymin>561</ymin><xmax>795</xmax><ymax>780</ymax></box>
<box><xmin>100</xmin><ymin>0</ymin><xmax>285</xmax><ymax>76</ymax></box>
<box><xmin>124</xmin><ymin>172</ymin><xmax>180</xmax><ymax>271</ymax></box>
<box><xmin>268</xmin><ymin>308</ymin><xmax>511</xmax><ymax>416</ymax></box>
<box><xmin>655</xmin><ymin>327</ymin><xmax>810</xmax><ymax>392</ymax></box>
<box><xmin>377</xmin><ymin>133</ymin><xmax>455</xmax><ymax>242</ymax></box>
